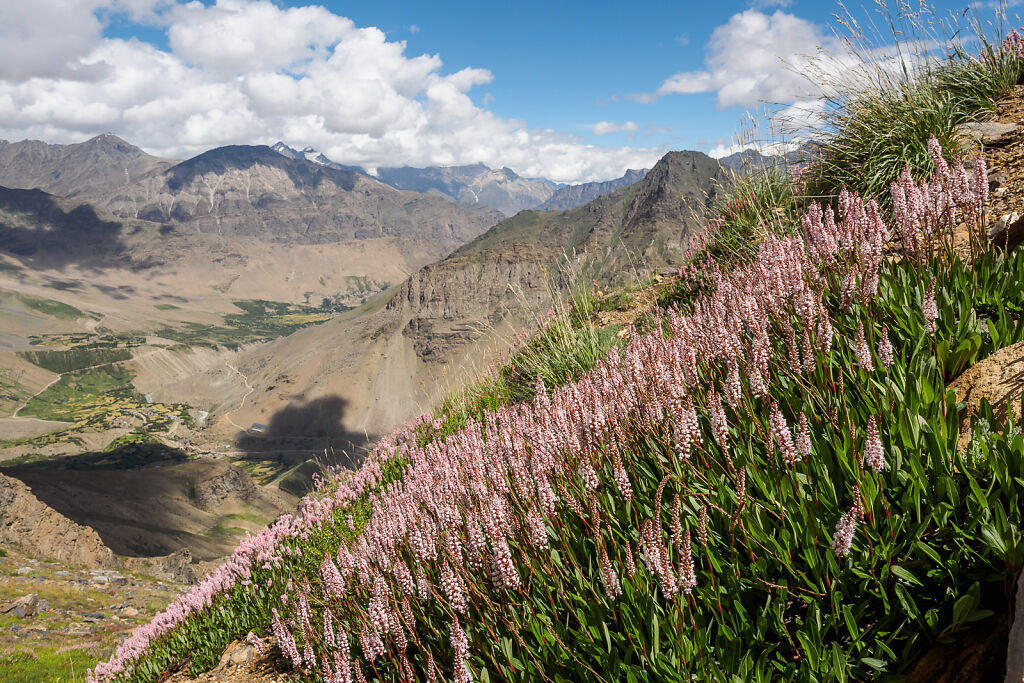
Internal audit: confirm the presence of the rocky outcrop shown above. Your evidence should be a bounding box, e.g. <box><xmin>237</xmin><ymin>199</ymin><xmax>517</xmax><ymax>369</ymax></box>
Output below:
<box><xmin>949</xmin><ymin>341</ymin><xmax>1024</xmax><ymax>451</ymax></box>
<box><xmin>0</xmin><ymin>473</ymin><xmax>117</xmax><ymax>568</ymax></box>
<box><xmin>192</xmin><ymin>464</ymin><xmax>259</xmax><ymax>509</ymax></box>
<box><xmin>123</xmin><ymin>549</ymin><xmax>197</xmax><ymax>585</ymax></box>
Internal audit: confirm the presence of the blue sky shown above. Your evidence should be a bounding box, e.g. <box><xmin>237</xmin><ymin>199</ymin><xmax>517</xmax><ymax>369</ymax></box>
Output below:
<box><xmin>0</xmin><ymin>0</ymin><xmax>1000</xmax><ymax>182</ymax></box>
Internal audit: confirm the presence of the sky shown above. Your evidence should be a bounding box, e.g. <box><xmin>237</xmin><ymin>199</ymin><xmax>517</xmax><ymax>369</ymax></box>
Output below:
<box><xmin>0</xmin><ymin>0</ymin><xmax>1002</xmax><ymax>183</ymax></box>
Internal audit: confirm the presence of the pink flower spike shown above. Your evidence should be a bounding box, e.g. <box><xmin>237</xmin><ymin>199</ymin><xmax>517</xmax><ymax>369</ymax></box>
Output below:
<box><xmin>864</xmin><ymin>416</ymin><xmax>887</xmax><ymax>473</ymax></box>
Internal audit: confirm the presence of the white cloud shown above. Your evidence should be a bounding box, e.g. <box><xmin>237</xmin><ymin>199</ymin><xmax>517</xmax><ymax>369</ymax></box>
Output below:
<box><xmin>706</xmin><ymin>138</ymin><xmax>801</xmax><ymax>159</ymax></box>
<box><xmin>639</xmin><ymin>10</ymin><xmax>833</xmax><ymax>108</ymax></box>
<box><xmin>748</xmin><ymin>0</ymin><xmax>793</xmax><ymax>8</ymax></box>
<box><xmin>592</xmin><ymin>121</ymin><xmax>639</xmax><ymax>136</ymax></box>
<box><xmin>0</xmin><ymin>0</ymin><xmax>662</xmax><ymax>184</ymax></box>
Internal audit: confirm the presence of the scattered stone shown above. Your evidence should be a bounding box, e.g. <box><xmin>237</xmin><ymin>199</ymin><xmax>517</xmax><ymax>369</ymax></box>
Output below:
<box><xmin>1</xmin><ymin>593</ymin><xmax>40</xmax><ymax>617</ymax></box>
<box><xmin>989</xmin><ymin>168</ymin><xmax>1008</xmax><ymax>189</ymax></box>
<box><xmin>65</xmin><ymin>622</ymin><xmax>93</xmax><ymax>635</ymax></box>
<box><xmin>15</xmin><ymin>567</ymin><xmax>33</xmax><ymax>575</ymax></box>
<box><xmin>120</xmin><ymin>606</ymin><xmax>139</xmax><ymax>617</ymax></box>
<box><xmin>83</xmin><ymin>611</ymin><xmax>105</xmax><ymax>621</ymax></box>
<box><xmin>957</xmin><ymin>121</ymin><xmax>1020</xmax><ymax>146</ymax></box>
<box><xmin>988</xmin><ymin>212</ymin><xmax>1024</xmax><ymax>250</ymax></box>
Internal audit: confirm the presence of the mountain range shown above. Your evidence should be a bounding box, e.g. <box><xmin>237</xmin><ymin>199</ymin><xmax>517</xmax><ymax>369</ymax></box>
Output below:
<box><xmin>271</xmin><ymin>141</ymin><xmax>653</xmax><ymax>216</ymax></box>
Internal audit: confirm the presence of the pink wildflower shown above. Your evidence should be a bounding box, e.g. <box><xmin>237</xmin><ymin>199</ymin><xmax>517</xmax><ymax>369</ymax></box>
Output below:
<box><xmin>854</xmin><ymin>322</ymin><xmax>874</xmax><ymax>371</ymax></box>
<box><xmin>877</xmin><ymin>327</ymin><xmax>894</xmax><ymax>368</ymax></box>
<box><xmin>864</xmin><ymin>416</ymin><xmax>887</xmax><ymax>473</ymax></box>
<box><xmin>922</xmin><ymin>278</ymin><xmax>938</xmax><ymax>334</ymax></box>
<box><xmin>769</xmin><ymin>402</ymin><xmax>799</xmax><ymax>465</ymax></box>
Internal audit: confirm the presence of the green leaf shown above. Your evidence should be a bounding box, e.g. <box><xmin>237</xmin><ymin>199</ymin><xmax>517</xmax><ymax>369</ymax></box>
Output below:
<box><xmin>861</xmin><ymin>657</ymin><xmax>886</xmax><ymax>671</ymax></box>
<box><xmin>891</xmin><ymin>565</ymin><xmax>923</xmax><ymax>587</ymax></box>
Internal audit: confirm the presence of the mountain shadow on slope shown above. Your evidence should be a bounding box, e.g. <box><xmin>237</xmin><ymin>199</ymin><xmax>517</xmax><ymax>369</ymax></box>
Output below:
<box><xmin>234</xmin><ymin>395</ymin><xmax>375</xmax><ymax>470</ymax></box>
<box><xmin>0</xmin><ymin>186</ymin><xmax>127</xmax><ymax>268</ymax></box>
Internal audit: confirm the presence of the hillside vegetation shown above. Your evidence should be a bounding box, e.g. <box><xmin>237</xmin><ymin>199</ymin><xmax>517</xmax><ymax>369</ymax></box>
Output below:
<box><xmin>88</xmin><ymin>15</ymin><xmax>1024</xmax><ymax>683</ymax></box>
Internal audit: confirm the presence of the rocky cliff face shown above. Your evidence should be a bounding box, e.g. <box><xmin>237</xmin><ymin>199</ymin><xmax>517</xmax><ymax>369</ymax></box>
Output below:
<box><xmin>0</xmin><ymin>473</ymin><xmax>118</xmax><ymax>568</ymax></box>
<box><xmin>536</xmin><ymin>169</ymin><xmax>647</xmax><ymax>211</ymax></box>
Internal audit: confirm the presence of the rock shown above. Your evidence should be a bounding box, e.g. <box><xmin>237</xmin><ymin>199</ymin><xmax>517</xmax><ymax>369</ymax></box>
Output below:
<box><xmin>989</xmin><ymin>168</ymin><xmax>1008</xmax><ymax>189</ymax></box>
<box><xmin>957</xmin><ymin>121</ymin><xmax>1019</xmax><ymax>146</ymax></box>
<box><xmin>83</xmin><ymin>611</ymin><xmax>105</xmax><ymax>620</ymax></box>
<box><xmin>122</xmin><ymin>548</ymin><xmax>197</xmax><ymax>585</ymax></box>
<box><xmin>191</xmin><ymin>466</ymin><xmax>260</xmax><ymax>508</ymax></box>
<box><xmin>65</xmin><ymin>622</ymin><xmax>93</xmax><ymax>635</ymax></box>
<box><xmin>907</xmin><ymin>610</ymin><xmax>1011</xmax><ymax>682</ymax></box>
<box><xmin>988</xmin><ymin>212</ymin><xmax>1024</xmax><ymax>250</ymax></box>
<box><xmin>949</xmin><ymin>341</ymin><xmax>1024</xmax><ymax>452</ymax></box>
<box><xmin>120</xmin><ymin>606</ymin><xmax>139</xmax><ymax>617</ymax></box>
<box><xmin>1</xmin><ymin>594</ymin><xmax>40</xmax><ymax>617</ymax></box>
<box><xmin>15</xmin><ymin>566</ymin><xmax>32</xmax><ymax>575</ymax></box>
<box><xmin>1006</xmin><ymin>570</ymin><xmax>1024</xmax><ymax>683</ymax></box>
<box><xmin>215</xmin><ymin>640</ymin><xmax>257</xmax><ymax>670</ymax></box>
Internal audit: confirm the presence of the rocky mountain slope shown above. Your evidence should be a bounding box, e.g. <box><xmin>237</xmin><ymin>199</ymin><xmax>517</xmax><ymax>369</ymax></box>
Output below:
<box><xmin>0</xmin><ymin>134</ymin><xmax>174</xmax><ymax>200</ymax></box>
<box><xmin>535</xmin><ymin>168</ymin><xmax>647</xmax><ymax>211</ymax></box>
<box><xmin>271</xmin><ymin>142</ymin><xmax>659</xmax><ymax>216</ymax></box>
<box><xmin>99</xmin><ymin>144</ymin><xmax>503</xmax><ymax>245</ymax></box>
<box><xmin>0</xmin><ymin>472</ymin><xmax>117</xmax><ymax>568</ymax></box>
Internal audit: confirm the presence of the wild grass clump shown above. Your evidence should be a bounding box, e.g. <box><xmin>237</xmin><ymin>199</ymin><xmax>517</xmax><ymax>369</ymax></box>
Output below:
<box><xmin>89</xmin><ymin>136</ymin><xmax>1024</xmax><ymax>683</ymax></box>
<box><xmin>801</xmin><ymin>9</ymin><xmax>1024</xmax><ymax>205</ymax></box>
<box><xmin>705</xmin><ymin>164</ymin><xmax>800</xmax><ymax>264</ymax></box>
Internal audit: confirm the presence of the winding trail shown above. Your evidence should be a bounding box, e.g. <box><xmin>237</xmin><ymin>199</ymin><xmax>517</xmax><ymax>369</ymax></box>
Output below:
<box><xmin>222</xmin><ymin>361</ymin><xmax>256</xmax><ymax>432</ymax></box>
<box><xmin>11</xmin><ymin>374</ymin><xmax>62</xmax><ymax>418</ymax></box>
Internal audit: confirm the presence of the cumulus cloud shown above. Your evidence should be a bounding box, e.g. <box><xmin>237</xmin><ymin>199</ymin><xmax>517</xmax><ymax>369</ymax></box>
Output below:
<box><xmin>0</xmin><ymin>0</ymin><xmax>661</xmax><ymax>183</ymax></box>
<box><xmin>592</xmin><ymin>121</ymin><xmax>639</xmax><ymax>135</ymax></box>
<box><xmin>638</xmin><ymin>10</ymin><xmax>834</xmax><ymax>108</ymax></box>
